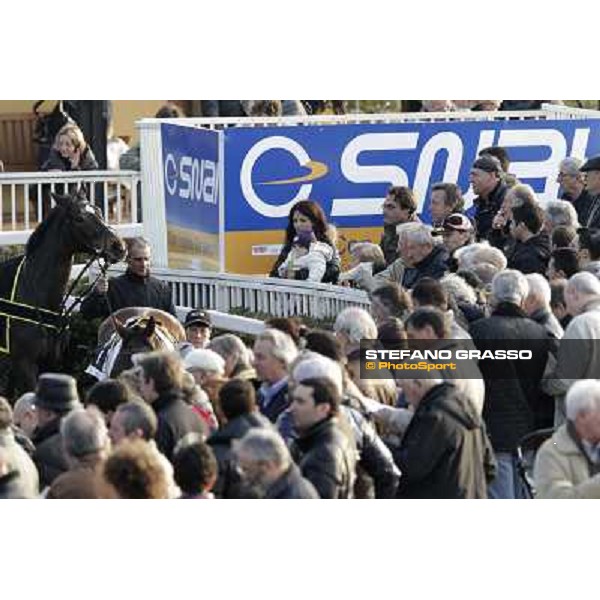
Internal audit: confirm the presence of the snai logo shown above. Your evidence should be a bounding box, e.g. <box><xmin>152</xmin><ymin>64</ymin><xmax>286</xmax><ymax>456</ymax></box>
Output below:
<box><xmin>240</xmin><ymin>136</ymin><xmax>328</xmax><ymax>218</ymax></box>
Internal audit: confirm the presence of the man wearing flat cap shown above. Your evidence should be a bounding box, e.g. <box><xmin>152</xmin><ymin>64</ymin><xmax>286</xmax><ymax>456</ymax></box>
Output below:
<box><xmin>469</xmin><ymin>155</ymin><xmax>509</xmax><ymax>242</ymax></box>
<box><xmin>580</xmin><ymin>156</ymin><xmax>600</xmax><ymax>229</ymax></box>
<box><xmin>31</xmin><ymin>373</ymin><xmax>82</xmax><ymax>491</ymax></box>
<box><xmin>179</xmin><ymin>309</ymin><xmax>212</xmax><ymax>358</ymax></box>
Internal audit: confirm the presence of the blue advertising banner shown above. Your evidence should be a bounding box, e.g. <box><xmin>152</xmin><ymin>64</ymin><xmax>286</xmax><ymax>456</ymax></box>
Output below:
<box><xmin>161</xmin><ymin>123</ymin><xmax>221</xmax><ymax>270</ymax></box>
<box><xmin>223</xmin><ymin>118</ymin><xmax>600</xmax><ymax>232</ymax></box>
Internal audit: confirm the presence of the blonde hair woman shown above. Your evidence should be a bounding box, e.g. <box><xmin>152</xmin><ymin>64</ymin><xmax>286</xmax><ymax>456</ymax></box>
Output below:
<box><xmin>43</xmin><ymin>123</ymin><xmax>98</xmax><ymax>171</ymax></box>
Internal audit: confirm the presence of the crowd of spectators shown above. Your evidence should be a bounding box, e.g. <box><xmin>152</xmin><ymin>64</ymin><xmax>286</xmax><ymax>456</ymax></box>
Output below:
<box><xmin>2</xmin><ymin>104</ymin><xmax>600</xmax><ymax>499</ymax></box>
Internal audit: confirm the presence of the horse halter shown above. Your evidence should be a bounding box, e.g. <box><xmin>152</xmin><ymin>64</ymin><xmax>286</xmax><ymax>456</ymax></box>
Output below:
<box><xmin>66</xmin><ymin>202</ymin><xmax>122</xmax><ymax>263</ymax></box>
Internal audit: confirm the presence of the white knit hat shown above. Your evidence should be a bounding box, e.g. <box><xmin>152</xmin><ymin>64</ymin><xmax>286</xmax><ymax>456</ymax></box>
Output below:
<box><xmin>183</xmin><ymin>349</ymin><xmax>225</xmax><ymax>375</ymax></box>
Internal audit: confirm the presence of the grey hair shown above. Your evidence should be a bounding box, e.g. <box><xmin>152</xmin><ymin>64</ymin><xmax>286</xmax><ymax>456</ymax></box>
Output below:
<box><xmin>440</xmin><ymin>274</ymin><xmax>477</xmax><ymax>306</ymax></box>
<box><xmin>545</xmin><ymin>200</ymin><xmax>579</xmax><ymax>229</ymax></box>
<box><xmin>13</xmin><ymin>392</ymin><xmax>36</xmax><ymax>422</ymax></box>
<box><xmin>209</xmin><ymin>334</ymin><xmax>253</xmax><ymax>370</ymax></box>
<box><xmin>567</xmin><ymin>272</ymin><xmax>600</xmax><ymax>296</ymax></box>
<box><xmin>524</xmin><ymin>273</ymin><xmax>551</xmax><ymax>307</ymax></box>
<box><xmin>60</xmin><ymin>408</ymin><xmax>109</xmax><ymax>459</ymax></box>
<box><xmin>396</xmin><ymin>222</ymin><xmax>434</xmax><ymax>247</ymax></box>
<box><xmin>491</xmin><ymin>269</ymin><xmax>529</xmax><ymax>306</ymax></box>
<box><xmin>235</xmin><ymin>429</ymin><xmax>291</xmax><ymax>470</ymax></box>
<box><xmin>454</xmin><ymin>242</ymin><xmax>507</xmax><ymax>271</ymax></box>
<box><xmin>292</xmin><ymin>354</ymin><xmax>344</xmax><ymax>396</ymax></box>
<box><xmin>509</xmin><ymin>184</ymin><xmax>537</xmax><ymax>208</ymax></box>
<box><xmin>559</xmin><ymin>157</ymin><xmax>584</xmax><ymax>177</ymax></box>
<box><xmin>256</xmin><ymin>329</ymin><xmax>298</xmax><ymax>368</ymax></box>
<box><xmin>351</xmin><ymin>242</ymin><xmax>385</xmax><ymax>264</ymax></box>
<box><xmin>115</xmin><ymin>401</ymin><xmax>158</xmax><ymax>441</ymax></box>
<box><xmin>334</xmin><ymin>307</ymin><xmax>378</xmax><ymax>344</ymax></box>
<box><xmin>566</xmin><ymin>379</ymin><xmax>600</xmax><ymax>421</ymax></box>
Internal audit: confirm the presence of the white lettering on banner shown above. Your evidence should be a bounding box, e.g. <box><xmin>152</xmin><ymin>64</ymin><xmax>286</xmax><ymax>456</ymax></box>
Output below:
<box><xmin>164</xmin><ymin>152</ymin><xmax>218</xmax><ymax>204</ymax></box>
<box><xmin>412</xmin><ymin>132</ymin><xmax>463</xmax><ymax>209</ymax></box>
<box><xmin>332</xmin><ymin>133</ymin><xmax>419</xmax><ymax>217</ymax></box>
<box><xmin>571</xmin><ymin>128</ymin><xmax>590</xmax><ymax>160</ymax></box>
<box><xmin>240</xmin><ymin>136</ymin><xmax>313</xmax><ymax>218</ymax></box>
<box><xmin>239</xmin><ymin>128</ymin><xmax>591</xmax><ymax>219</ymax></box>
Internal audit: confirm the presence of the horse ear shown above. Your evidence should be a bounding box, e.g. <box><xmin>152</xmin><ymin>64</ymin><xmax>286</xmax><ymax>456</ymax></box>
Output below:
<box><xmin>144</xmin><ymin>316</ymin><xmax>156</xmax><ymax>338</ymax></box>
<box><xmin>114</xmin><ymin>317</ymin><xmax>127</xmax><ymax>339</ymax></box>
<box><xmin>51</xmin><ymin>192</ymin><xmax>70</xmax><ymax>208</ymax></box>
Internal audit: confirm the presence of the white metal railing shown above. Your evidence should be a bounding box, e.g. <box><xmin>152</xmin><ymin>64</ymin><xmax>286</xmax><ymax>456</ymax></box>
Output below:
<box><xmin>96</xmin><ymin>265</ymin><xmax>371</xmax><ymax>321</ymax></box>
<box><xmin>0</xmin><ymin>170</ymin><xmax>143</xmax><ymax>245</ymax></box>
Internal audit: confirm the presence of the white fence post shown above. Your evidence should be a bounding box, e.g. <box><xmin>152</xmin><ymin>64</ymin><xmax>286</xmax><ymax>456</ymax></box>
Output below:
<box><xmin>138</xmin><ymin>119</ymin><xmax>169</xmax><ymax>267</ymax></box>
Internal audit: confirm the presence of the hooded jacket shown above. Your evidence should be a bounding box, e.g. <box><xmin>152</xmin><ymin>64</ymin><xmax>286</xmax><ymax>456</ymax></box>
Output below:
<box><xmin>153</xmin><ymin>390</ymin><xmax>205</xmax><ymax>462</ymax></box>
<box><xmin>470</xmin><ymin>303</ymin><xmax>551</xmax><ymax>452</ymax></box>
<box><xmin>394</xmin><ymin>382</ymin><xmax>496</xmax><ymax>499</ymax></box>
<box><xmin>473</xmin><ymin>181</ymin><xmax>509</xmax><ymax>242</ymax></box>
<box><xmin>207</xmin><ymin>412</ymin><xmax>272</xmax><ymax>498</ymax></box>
<box><xmin>507</xmin><ymin>231</ymin><xmax>551</xmax><ymax>275</ymax></box>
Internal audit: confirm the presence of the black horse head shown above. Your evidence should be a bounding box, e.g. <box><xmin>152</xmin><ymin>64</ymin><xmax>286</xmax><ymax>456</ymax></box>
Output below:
<box><xmin>50</xmin><ymin>189</ymin><xmax>126</xmax><ymax>264</ymax></box>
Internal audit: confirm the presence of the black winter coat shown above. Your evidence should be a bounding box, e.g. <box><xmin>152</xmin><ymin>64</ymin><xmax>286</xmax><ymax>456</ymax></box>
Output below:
<box><xmin>506</xmin><ymin>231</ymin><xmax>551</xmax><ymax>275</ymax></box>
<box><xmin>469</xmin><ymin>303</ymin><xmax>551</xmax><ymax>452</ymax></box>
<box><xmin>563</xmin><ymin>189</ymin><xmax>596</xmax><ymax>225</ymax></box>
<box><xmin>292</xmin><ymin>417</ymin><xmax>357</xmax><ymax>499</ymax></box>
<box><xmin>207</xmin><ymin>412</ymin><xmax>272</xmax><ymax>498</ymax></box>
<box><xmin>473</xmin><ymin>181</ymin><xmax>509</xmax><ymax>242</ymax></box>
<box><xmin>153</xmin><ymin>391</ymin><xmax>205</xmax><ymax>461</ymax></box>
<box><xmin>394</xmin><ymin>383</ymin><xmax>496</xmax><ymax>499</ymax></box>
<box><xmin>32</xmin><ymin>417</ymin><xmax>69</xmax><ymax>490</ymax></box>
<box><xmin>80</xmin><ymin>270</ymin><xmax>176</xmax><ymax>321</ymax></box>
<box><xmin>42</xmin><ymin>146</ymin><xmax>99</xmax><ymax>172</ymax></box>
<box><xmin>265</xmin><ymin>464</ymin><xmax>320</xmax><ymax>499</ymax></box>
<box><xmin>402</xmin><ymin>245</ymin><xmax>449</xmax><ymax>289</ymax></box>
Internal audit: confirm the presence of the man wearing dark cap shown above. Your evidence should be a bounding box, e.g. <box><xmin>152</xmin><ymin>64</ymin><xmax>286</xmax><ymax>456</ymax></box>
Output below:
<box><xmin>437</xmin><ymin>213</ymin><xmax>474</xmax><ymax>255</ymax></box>
<box><xmin>580</xmin><ymin>156</ymin><xmax>600</xmax><ymax>228</ymax></box>
<box><xmin>179</xmin><ymin>309</ymin><xmax>212</xmax><ymax>357</ymax></box>
<box><xmin>470</xmin><ymin>155</ymin><xmax>508</xmax><ymax>242</ymax></box>
<box><xmin>31</xmin><ymin>373</ymin><xmax>82</xmax><ymax>490</ymax></box>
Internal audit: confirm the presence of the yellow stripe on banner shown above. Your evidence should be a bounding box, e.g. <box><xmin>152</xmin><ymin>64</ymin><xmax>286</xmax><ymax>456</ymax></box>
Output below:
<box><xmin>224</xmin><ymin>226</ymin><xmax>384</xmax><ymax>274</ymax></box>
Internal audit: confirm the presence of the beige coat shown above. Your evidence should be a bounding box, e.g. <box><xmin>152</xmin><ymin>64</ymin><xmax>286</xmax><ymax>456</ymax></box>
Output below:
<box><xmin>533</xmin><ymin>424</ymin><xmax>600</xmax><ymax>499</ymax></box>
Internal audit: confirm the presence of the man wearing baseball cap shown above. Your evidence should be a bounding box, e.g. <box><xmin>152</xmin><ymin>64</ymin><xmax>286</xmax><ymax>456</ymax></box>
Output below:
<box><xmin>580</xmin><ymin>155</ymin><xmax>600</xmax><ymax>228</ymax></box>
<box><xmin>470</xmin><ymin>155</ymin><xmax>508</xmax><ymax>242</ymax></box>
<box><xmin>179</xmin><ymin>309</ymin><xmax>212</xmax><ymax>357</ymax></box>
<box><xmin>437</xmin><ymin>213</ymin><xmax>474</xmax><ymax>254</ymax></box>
<box><xmin>31</xmin><ymin>373</ymin><xmax>82</xmax><ymax>490</ymax></box>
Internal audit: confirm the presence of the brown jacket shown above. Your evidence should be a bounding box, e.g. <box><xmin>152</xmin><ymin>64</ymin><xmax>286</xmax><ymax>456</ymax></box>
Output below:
<box><xmin>47</xmin><ymin>459</ymin><xmax>104</xmax><ymax>499</ymax></box>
